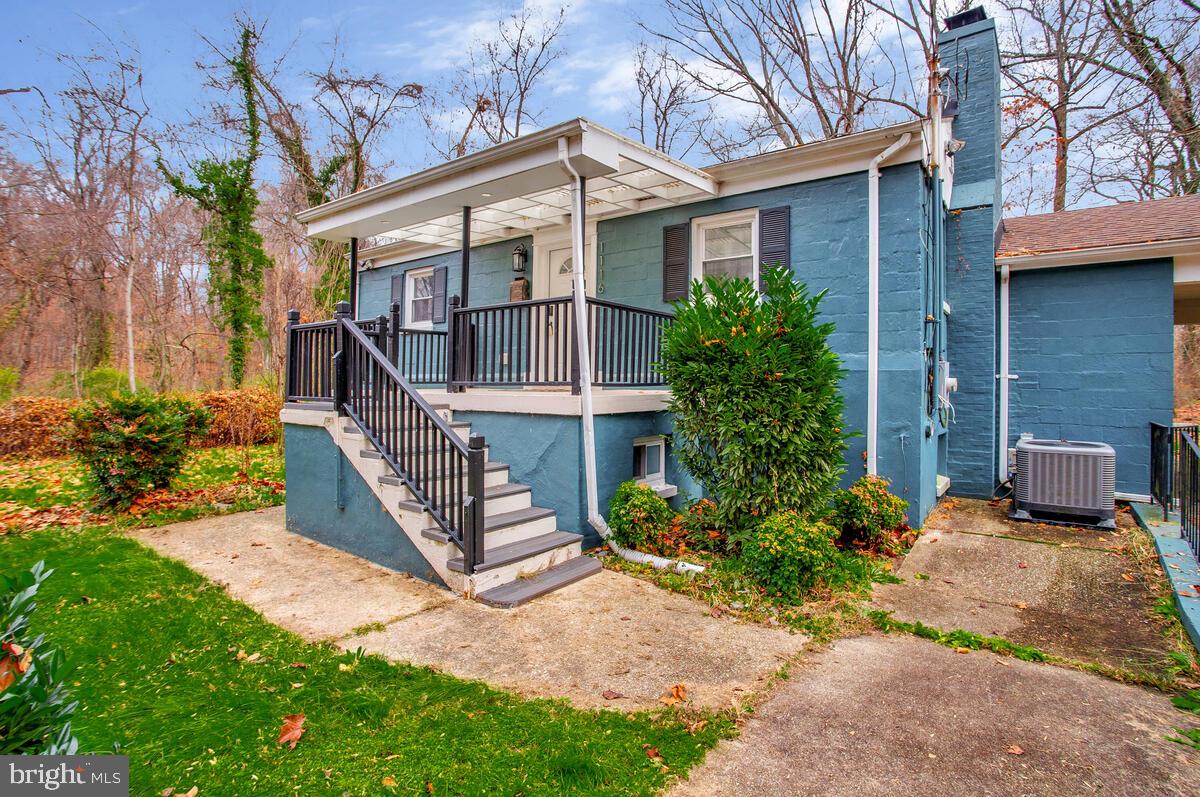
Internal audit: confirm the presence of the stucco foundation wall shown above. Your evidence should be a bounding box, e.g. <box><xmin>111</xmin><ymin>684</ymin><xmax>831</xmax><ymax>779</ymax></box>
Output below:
<box><xmin>1007</xmin><ymin>260</ymin><xmax>1174</xmax><ymax>495</ymax></box>
<box><xmin>283</xmin><ymin>423</ymin><xmax>444</xmax><ymax>584</ymax></box>
<box><xmin>454</xmin><ymin>409</ymin><xmax>700</xmax><ymax>548</ymax></box>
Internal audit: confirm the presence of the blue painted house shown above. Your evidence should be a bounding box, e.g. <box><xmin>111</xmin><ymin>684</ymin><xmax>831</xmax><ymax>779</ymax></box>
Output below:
<box><xmin>281</xmin><ymin>8</ymin><xmax>1193</xmax><ymax>606</ymax></box>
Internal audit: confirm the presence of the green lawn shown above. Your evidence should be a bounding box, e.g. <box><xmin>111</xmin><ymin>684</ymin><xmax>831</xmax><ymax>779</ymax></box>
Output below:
<box><xmin>0</xmin><ymin>493</ymin><xmax>728</xmax><ymax>795</ymax></box>
<box><xmin>0</xmin><ymin>446</ymin><xmax>285</xmax><ymax>530</ymax></box>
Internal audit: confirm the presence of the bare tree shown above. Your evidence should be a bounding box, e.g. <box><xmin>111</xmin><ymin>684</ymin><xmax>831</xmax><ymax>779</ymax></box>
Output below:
<box><xmin>239</xmin><ymin>21</ymin><xmax>422</xmax><ymax>314</ymax></box>
<box><xmin>644</xmin><ymin>0</ymin><xmax>925</xmax><ymax>157</ymax></box>
<box><xmin>429</xmin><ymin>4</ymin><xmax>567</xmax><ymax>158</ymax></box>
<box><xmin>627</xmin><ymin>44</ymin><xmax>709</xmax><ymax>158</ymax></box>
<box><xmin>1000</xmin><ymin>0</ymin><xmax>1120</xmax><ymax>211</ymax></box>
<box><xmin>1094</xmin><ymin>0</ymin><xmax>1200</xmax><ymax>194</ymax></box>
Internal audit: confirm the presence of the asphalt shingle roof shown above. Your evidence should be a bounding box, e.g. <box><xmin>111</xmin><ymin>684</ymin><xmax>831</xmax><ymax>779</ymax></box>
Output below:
<box><xmin>997</xmin><ymin>194</ymin><xmax>1200</xmax><ymax>257</ymax></box>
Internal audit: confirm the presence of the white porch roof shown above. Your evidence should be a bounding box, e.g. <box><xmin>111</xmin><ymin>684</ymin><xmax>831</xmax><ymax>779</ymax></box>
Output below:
<box><xmin>296</xmin><ymin>118</ymin><xmax>718</xmax><ymax>247</ymax></box>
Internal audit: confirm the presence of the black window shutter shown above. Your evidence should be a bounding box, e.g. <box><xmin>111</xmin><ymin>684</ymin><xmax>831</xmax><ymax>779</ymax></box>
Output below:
<box><xmin>431</xmin><ymin>266</ymin><xmax>448</xmax><ymax>323</ymax></box>
<box><xmin>390</xmin><ymin>273</ymin><xmax>405</xmax><ymax>322</ymax></box>
<box><xmin>662</xmin><ymin>223</ymin><xmax>690</xmax><ymax>302</ymax></box>
<box><xmin>758</xmin><ymin>206</ymin><xmax>791</xmax><ymax>290</ymax></box>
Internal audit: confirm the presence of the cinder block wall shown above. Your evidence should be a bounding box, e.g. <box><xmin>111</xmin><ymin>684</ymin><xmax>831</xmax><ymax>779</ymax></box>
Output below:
<box><xmin>1007</xmin><ymin>260</ymin><xmax>1174</xmax><ymax>495</ymax></box>
<box><xmin>940</xmin><ymin>14</ymin><xmax>1002</xmax><ymax>497</ymax></box>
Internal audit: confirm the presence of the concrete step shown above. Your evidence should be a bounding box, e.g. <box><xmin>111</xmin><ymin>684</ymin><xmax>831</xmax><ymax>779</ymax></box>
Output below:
<box><xmin>377</xmin><ymin>461</ymin><xmax>509</xmax><ymax>490</ymax></box>
<box><xmin>344</xmin><ymin>421</ymin><xmax>471</xmax><ymax>441</ymax></box>
<box><xmin>475</xmin><ymin>556</ymin><xmax>602</xmax><ymax>608</ymax></box>
<box><xmin>360</xmin><ymin>445</ymin><xmax>488</xmax><ymax>463</ymax></box>
<box><xmin>395</xmin><ymin>482</ymin><xmax>531</xmax><ymax>516</ymax></box>
<box><xmin>420</xmin><ymin>506</ymin><xmax>557</xmax><ymax>547</ymax></box>
<box><xmin>447</xmin><ymin>530</ymin><xmax>582</xmax><ymax>574</ymax></box>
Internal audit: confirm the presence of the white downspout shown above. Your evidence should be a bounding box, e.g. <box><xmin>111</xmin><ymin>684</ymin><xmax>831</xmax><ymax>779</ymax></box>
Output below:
<box><xmin>867</xmin><ymin>132</ymin><xmax>912</xmax><ymax>476</ymax></box>
<box><xmin>557</xmin><ymin>136</ymin><xmax>703</xmax><ymax>575</ymax></box>
<box><xmin>998</xmin><ymin>264</ymin><xmax>1011</xmax><ymax>482</ymax></box>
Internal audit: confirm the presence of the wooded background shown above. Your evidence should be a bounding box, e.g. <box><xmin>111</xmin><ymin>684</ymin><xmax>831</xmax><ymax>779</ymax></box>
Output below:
<box><xmin>0</xmin><ymin>0</ymin><xmax>1196</xmax><ymax>399</ymax></box>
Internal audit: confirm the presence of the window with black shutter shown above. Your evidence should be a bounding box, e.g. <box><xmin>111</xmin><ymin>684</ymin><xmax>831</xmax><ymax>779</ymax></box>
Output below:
<box><xmin>758</xmin><ymin>206</ymin><xmax>791</xmax><ymax>290</ymax></box>
<box><xmin>662</xmin><ymin>223</ymin><xmax>689</xmax><ymax>302</ymax></box>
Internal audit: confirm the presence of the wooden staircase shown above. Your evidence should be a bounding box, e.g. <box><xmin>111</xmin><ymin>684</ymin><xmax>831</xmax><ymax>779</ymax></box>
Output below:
<box><xmin>333</xmin><ymin>406</ymin><xmax>601</xmax><ymax>607</ymax></box>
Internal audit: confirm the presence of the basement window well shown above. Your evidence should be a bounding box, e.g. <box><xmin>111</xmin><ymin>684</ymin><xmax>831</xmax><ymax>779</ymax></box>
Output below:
<box><xmin>633</xmin><ymin>435</ymin><xmax>677</xmax><ymax>498</ymax></box>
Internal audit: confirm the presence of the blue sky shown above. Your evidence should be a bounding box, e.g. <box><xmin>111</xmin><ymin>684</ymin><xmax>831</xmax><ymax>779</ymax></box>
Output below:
<box><xmin>1</xmin><ymin>0</ymin><xmax>660</xmax><ymax>176</ymax></box>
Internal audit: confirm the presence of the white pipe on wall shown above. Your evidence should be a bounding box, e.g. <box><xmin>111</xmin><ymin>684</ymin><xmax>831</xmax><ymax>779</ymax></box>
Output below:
<box><xmin>866</xmin><ymin>132</ymin><xmax>912</xmax><ymax>476</ymax></box>
<box><xmin>998</xmin><ymin>264</ymin><xmax>1011</xmax><ymax>481</ymax></box>
<box><xmin>556</xmin><ymin>136</ymin><xmax>704</xmax><ymax>576</ymax></box>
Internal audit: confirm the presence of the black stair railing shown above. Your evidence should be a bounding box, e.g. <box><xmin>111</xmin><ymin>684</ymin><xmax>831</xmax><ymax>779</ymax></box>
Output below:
<box><xmin>1175</xmin><ymin>429</ymin><xmax>1200</xmax><ymax>560</ymax></box>
<box><xmin>332</xmin><ymin>302</ymin><xmax>486</xmax><ymax>574</ymax></box>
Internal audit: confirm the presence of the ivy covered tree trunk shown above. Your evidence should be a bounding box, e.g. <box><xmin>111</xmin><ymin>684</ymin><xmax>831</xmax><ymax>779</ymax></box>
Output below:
<box><xmin>157</xmin><ymin>26</ymin><xmax>270</xmax><ymax>388</ymax></box>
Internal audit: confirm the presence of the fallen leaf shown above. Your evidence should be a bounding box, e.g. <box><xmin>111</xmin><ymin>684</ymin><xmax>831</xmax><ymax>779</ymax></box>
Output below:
<box><xmin>955</xmin><ymin>647</ymin><xmax>971</xmax><ymax>654</ymax></box>
<box><xmin>1015</xmin><ymin>602</ymin><xmax>1027</xmax><ymax>609</ymax></box>
<box><xmin>602</xmin><ymin>689</ymin><xmax>624</xmax><ymax>700</ymax></box>
<box><xmin>644</xmin><ymin>746</ymin><xmax>661</xmax><ymax>761</ymax></box>
<box><xmin>382</xmin><ymin>775</ymin><xmax>397</xmax><ymax>788</ymax></box>
<box><xmin>277</xmin><ymin>713</ymin><xmax>306</xmax><ymax>749</ymax></box>
<box><xmin>659</xmin><ymin>683</ymin><xmax>688</xmax><ymax>706</ymax></box>
<box><xmin>1121</xmin><ymin>573</ymin><xmax>1135</xmax><ymax>582</ymax></box>
<box><xmin>1017</xmin><ymin>561</ymin><xmax>1028</xmax><ymax>569</ymax></box>
<box><xmin>1006</xmin><ymin>744</ymin><xmax>1024</xmax><ymax>755</ymax></box>
<box><xmin>182</xmin><ymin>789</ymin><xmax>198</xmax><ymax>797</ymax></box>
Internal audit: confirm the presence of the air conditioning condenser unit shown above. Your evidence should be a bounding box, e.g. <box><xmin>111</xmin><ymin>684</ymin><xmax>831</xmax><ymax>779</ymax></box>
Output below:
<box><xmin>1011</xmin><ymin>438</ymin><xmax>1116</xmax><ymax>529</ymax></box>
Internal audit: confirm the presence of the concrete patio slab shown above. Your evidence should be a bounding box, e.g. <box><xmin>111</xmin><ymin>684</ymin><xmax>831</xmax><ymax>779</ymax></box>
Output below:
<box><xmin>131</xmin><ymin>507</ymin><xmax>455</xmax><ymax>641</ymax></box>
<box><xmin>669</xmin><ymin>635</ymin><xmax>1199</xmax><ymax>797</ymax></box>
<box><xmin>873</xmin><ymin>499</ymin><xmax>1173</xmax><ymax>673</ymax></box>
<box><xmin>131</xmin><ymin>509</ymin><xmax>807</xmax><ymax>711</ymax></box>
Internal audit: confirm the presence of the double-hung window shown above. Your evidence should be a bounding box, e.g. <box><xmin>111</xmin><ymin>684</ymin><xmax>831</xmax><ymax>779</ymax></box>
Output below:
<box><xmin>405</xmin><ymin>268</ymin><xmax>435</xmax><ymax>328</ymax></box>
<box><xmin>691</xmin><ymin>209</ymin><xmax>758</xmax><ymax>284</ymax></box>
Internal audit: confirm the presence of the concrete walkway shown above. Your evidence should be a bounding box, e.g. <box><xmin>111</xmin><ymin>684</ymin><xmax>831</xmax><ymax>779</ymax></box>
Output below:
<box><xmin>670</xmin><ymin>634</ymin><xmax>1199</xmax><ymax>797</ymax></box>
<box><xmin>130</xmin><ymin>507</ymin><xmax>807</xmax><ymax>711</ymax></box>
<box><xmin>132</xmin><ymin>504</ymin><xmax>1200</xmax><ymax>795</ymax></box>
<box><xmin>872</xmin><ymin>498</ymin><xmax>1174</xmax><ymax>674</ymax></box>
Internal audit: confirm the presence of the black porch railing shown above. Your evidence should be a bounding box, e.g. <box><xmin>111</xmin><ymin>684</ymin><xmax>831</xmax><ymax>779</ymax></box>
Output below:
<box><xmin>286</xmin><ymin>312</ymin><xmax>447</xmax><ymax>400</ymax></box>
<box><xmin>336</xmin><ymin>305</ymin><xmax>486</xmax><ymax>574</ymax></box>
<box><xmin>1149</xmin><ymin>422</ymin><xmax>1200</xmax><ymax>513</ymax></box>
<box><xmin>446</xmin><ymin>296</ymin><xmax>673</xmax><ymax>392</ymax></box>
<box><xmin>1173</xmin><ymin>429</ymin><xmax>1200</xmax><ymax>560</ymax></box>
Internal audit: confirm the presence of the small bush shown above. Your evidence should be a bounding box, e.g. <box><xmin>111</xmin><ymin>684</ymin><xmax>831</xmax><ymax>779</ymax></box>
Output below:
<box><xmin>196</xmin><ymin>387</ymin><xmax>282</xmax><ymax>447</ymax></box>
<box><xmin>608</xmin><ymin>480</ymin><xmax>674</xmax><ymax>550</ymax></box>
<box><xmin>0</xmin><ymin>560</ymin><xmax>78</xmax><ymax>755</ymax></box>
<box><xmin>831</xmin><ymin>475</ymin><xmax>908</xmax><ymax>545</ymax></box>
<box><xmin>0</xmin><ymin>367</ymin><xmax>18</xmax><ymax>404</ymax></box>
<box><xmin>80</xmin><ymin>366</ymin><xmax>129</xmax><ymax>399</ymax></box>
<box><xmin>70</xmin><ymin>393</ymin><xmax>211</xmax><ymax>509</ymax></box>
<box><xmin>740</xmin><ymin>510</ymin><xmax>839</xmax><ymax>600</ymax></box>
<box><xmin>0</xmin><ymin>397</ymin><xmax>76</xmax><ymax>458</ymax></box>
<box><xmin>672</xmin><ymin>498</ymin><xmax>726</xmax><ymax>554</ymax></box>
<box><xmin>659</xmin><ymin>266</ymin><xmax>849</xmax><ymax>532</ymax></box>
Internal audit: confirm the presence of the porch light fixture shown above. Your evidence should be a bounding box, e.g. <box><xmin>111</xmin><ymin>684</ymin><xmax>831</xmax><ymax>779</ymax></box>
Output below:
<box><xmin>511</xmin><ymin>243</ymin><xmax>528</xmax><ymax>273</ymax></box>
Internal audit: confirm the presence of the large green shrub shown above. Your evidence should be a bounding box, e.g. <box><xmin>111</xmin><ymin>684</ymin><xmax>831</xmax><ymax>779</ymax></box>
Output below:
<box><xmin>608</xmin><ymin>480</ymin><xmax>674</xmax><ymax>550</ymax></box>
<box><xmin>740</xmin><ymin>511</ymin><xmax>839</xmax><ymax>600</ymax></box>
<box><xmin>70</xmin><ymin>393</ymin><xmax>211</xmax><ymax>509</ymax></box>
<box><xmin>831</xmin><ymin>475</ymin><xmax>909</xmax><ymax>545</ymax></box>
<box><xmin>659</xmin><ymin>266</ymin><xmax>849</xmax><ymax>531</ymax></box>
<box><xmin>0</xmin><ymin>561</ymin><xmax>78</xmax><ymax>755</ymax></box>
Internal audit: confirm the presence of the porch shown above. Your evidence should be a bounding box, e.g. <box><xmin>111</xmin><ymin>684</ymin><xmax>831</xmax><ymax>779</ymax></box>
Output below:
<box><xmin>284</xmin><ymin>293</ymin><xmax>672</xmax><ymax>401</ymax></box>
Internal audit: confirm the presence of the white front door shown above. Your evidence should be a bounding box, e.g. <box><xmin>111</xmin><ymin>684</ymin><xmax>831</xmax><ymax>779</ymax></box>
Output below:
<box><xmin>543</xmin><ymin>245</ymin><xmax>587</xmax><ymax>297</ymax></box>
